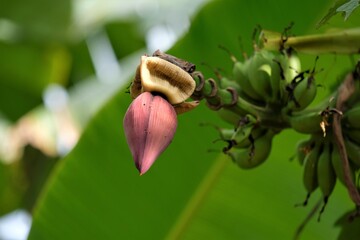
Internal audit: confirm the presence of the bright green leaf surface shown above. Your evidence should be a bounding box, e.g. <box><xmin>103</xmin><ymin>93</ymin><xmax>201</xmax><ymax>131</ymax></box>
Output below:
<box><xmin>29</xmin><ymin>0</ymin><xmax>357</xmax><ymax>239</ymax></box>
<box><xmin>0</xmin><ymin>0</ymin><xmax>72</xmax><ymax>121</ymax></box>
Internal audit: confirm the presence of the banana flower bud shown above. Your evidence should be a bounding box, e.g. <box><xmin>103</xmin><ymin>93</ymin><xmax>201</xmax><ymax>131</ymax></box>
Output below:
<box><xmin>123</xmin><ymin>92</ymin><xmax>177</xmax><ymax>175</ymax></box>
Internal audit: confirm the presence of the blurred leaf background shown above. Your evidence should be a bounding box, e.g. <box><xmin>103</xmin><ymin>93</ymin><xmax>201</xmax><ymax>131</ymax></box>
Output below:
<box><xmin>0</xmin><ymin>0</ymin><xmax>359</xmax><ymax>239</ymax></box>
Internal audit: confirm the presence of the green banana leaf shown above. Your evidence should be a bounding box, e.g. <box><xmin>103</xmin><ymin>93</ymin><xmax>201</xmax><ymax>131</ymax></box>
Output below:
<box><xmin>29</xmin><ymin>0</ymin><xmax>360</xmax><ymax>239</ymax></box>
<box><xmin>0</xmin><ymin>0</ymin><xmax>72</xmax><ymax>121</ymax></box>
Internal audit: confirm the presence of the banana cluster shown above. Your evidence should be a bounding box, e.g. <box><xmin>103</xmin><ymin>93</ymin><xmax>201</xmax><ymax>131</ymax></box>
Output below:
<box><xmin>220</xmin><ymin>48</ymin><xmax>319</xmax><ymax>114</ymax></box>
<box><xmin>213</xmin><ymin>114</ymin><xmax>275</xmax><ymax>169</ymax></box>
<box><xmin>202</xmin><ymin>47</ymin><xmax>323</xmax><ymax>170</ymax></box>
<box><xmin>177</xmin><ymin>31</ymin><xmax>360</xmax><ymax>223</ymax></box>
<box><xmin>189</xmin><ymin>45</ymin><xmax>326</xmax><ymax>172</ymax></box>
<box><xmin>200</xmin><ymin>46</ymin><xmax>360</xmax><ymax>217</ymax></box>
<box><xmin>342</xmin><ymin>78</ymin><xmax>360</xmax><ymax>167</ymax></box>
<box><xmin>295</xmin><ymin>132</ymin><xmax>359</xmax><ymax>219</ymax></box>
<box><xmin>229</xmin><ymin>49</ymin><xmax>301</xmax><ymax>106</ymax></box>
<box><xmin>343</xmin><ymin>103</ymin><xmax>360</xmax><ymax>151</ymax></box>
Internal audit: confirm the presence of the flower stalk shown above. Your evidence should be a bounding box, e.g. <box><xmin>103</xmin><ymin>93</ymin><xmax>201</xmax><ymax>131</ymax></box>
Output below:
<box><xmin>260</xmin><ymin>28</ymin><xmax>360</xmax><ymax>54</ymax></box>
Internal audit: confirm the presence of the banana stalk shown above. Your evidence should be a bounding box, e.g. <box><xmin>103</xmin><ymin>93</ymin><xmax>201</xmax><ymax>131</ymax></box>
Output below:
<box><xmin>260</xmin><ymin>28</ymin><xmax>360</xmax><ymax>54</ymax></box>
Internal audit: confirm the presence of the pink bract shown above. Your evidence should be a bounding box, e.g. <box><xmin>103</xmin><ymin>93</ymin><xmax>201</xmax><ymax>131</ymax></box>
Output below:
<box><xmin>123</xmin><ymin>92</ymin><xmax>178</xmax><ymax>175</ymax></box>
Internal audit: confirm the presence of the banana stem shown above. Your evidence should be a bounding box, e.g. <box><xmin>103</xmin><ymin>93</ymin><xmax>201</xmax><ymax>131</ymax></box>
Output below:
<box><xmin>333</xmin><ymin>65</ymin><xmax>360</xmax><ymax>211</ymax></box>
<box><xmin>260</xmin><ymin>28</ymin><xmax>360</xmax><ymax>54</ymax></box>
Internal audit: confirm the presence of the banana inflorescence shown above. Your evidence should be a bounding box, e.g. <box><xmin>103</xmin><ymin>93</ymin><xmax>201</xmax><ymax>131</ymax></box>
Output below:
<box><xmin>187</xmin><ymin>38</ymin><xmax>360</xmax><ymax>219</ymax></box>
<box><xmin>294</xmin><ymin>131</ymin><xmax>359</xmax><ymax>221</ymax></box>
<box><xmin>127</xmin><ymin>28</ymin><xmax>360</xmax><ymax>220</ymax></box>
<box><xmin>190</xmin><ymin>38</ymin><xmax>324</xmax><ymax>171</ymax></box>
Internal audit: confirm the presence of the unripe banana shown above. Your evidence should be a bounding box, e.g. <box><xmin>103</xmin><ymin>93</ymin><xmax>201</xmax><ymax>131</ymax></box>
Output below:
<box><xmin>218</xmin><ymin>128</ymin><xmax>235</xmax><ymax>140</ymax></box>
<box><xmin>287</xmin><ymin>75</ymin><xmax>317</xmax><ymax>111</ymax></box>
<box><xmin>302</xmin><ymin>141</ymin><xmax>321</xmax><ymax>196</ymax></box>
<box><xmin>331</xmin><ymin>143</ymin><xmax>356</xmax><ymax>187</ymax></box>
<box><xmin>247</xmin><ymin>50</ymin><xmax>274</xmax><ymax>102</ymax></box>
<box><xmin>344</xmin><ymin>138</ymin><xmax>360</xmax><ymax>167</ymax></box>
<box><xmin>316</xmin><ymin>140</ymin><xmax>337</xmax><ymax>221</ymax></box>
<box><xmin>215</xmin><ymin>127</ymin><xmax>237</xmax><ymax>152</ymax></box>
<box><xmin>214</xmin><ymin>115</ymin><xmax>259</xmax><ymax>151</ymax></box>
<box><xmin>225</xmin><ymin>114</ymin><xmax>257</xmax><ymax>150</ymax></box>
<box><xmin>227</xmin><ymin>147</ymin><xmax>253</xmax><ymax>168</ymax></box>
<box><xmin>269</xmin><ymin>57</ymin><xmax>282</xmax><ymax>103</ymax></box>
<box><xmin>343</xmin><ymin>104</ymin><xmax>360</xmax><ymax>129</ymax></box>
<box><xmin>317</xmin><ymin>141</ymin><xmax>336</xmax><ymax>199</ymax></box>
<box><xmin>230</xmin><ymin>124</ymin><xmax>254</xmax><ymax>149</ymax></box>
<box><xmin>232</xmin><ymin>126</ymin><xmax>265</xmax><ymax>149</ymax></box>
<box><xmin>289</xmin><ymin>109</ymin><xmax>324</xmax><ymax>134</ymax></box>
<box><xmin>233</xmin><ymin>61</ymin><xmax>264</xmax><ymax>102</ymax></box>
<box><xmin>283</xmin><ymin>51</ymin><xmax>301</xmax><ymax>83</ymax></box>
<box><xmin>276</xmin><ymin>51</ymin><xmax>301</xmax><ymax>104</ymax></box>
<box><xmin>227</xmin><ymin>130</ymin><xmax>274</xmax><ymax>169</ymax></box>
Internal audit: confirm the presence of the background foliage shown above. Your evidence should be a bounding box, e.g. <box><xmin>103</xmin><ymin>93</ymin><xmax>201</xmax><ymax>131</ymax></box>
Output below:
<box><xmin>1</xmin><ymin>0</ymin><xmax>360</xmax><ymax>239</ymax></box>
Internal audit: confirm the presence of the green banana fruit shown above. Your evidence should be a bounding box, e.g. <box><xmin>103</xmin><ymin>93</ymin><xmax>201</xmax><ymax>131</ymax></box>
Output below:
<box><xmin>344</xmin><ymin>104</ymin><xmax>360</xmax><ymax>129</ymax></box>
<box><xmin>331</xmin><ymin>143</ymin><xmax>356</xmax><ymax>187</ymax></box>
<box><xmin>268</xmin><ymin>57</ymin><xmax>282</xmax><ymax>103</ymax></box>
<box><xmin>227</xmin><ymin>130</ymin><xmax>274</xmax><ymax>169</ymax></box>
<box><xmin>302</xmin><ymin>140</ymin><xmax>321</xmax><ymax>204</ymax></box>
<box><xmin>287</xmin><ymin>74</ymin><xmax>317</xmax><ymax>111</ymax></box>
<box><xmin>215</xmin><ymin>114</ymin><xmax>259</xmax><ymax>151</ymax></box>
<box><xmin>222</xmin><ymin>114</ymin><xmax>258</xmax><ymax>150</ymax></box>
<box><xmin>247</xmin><ymin>50</ymin><xmax>274</xmax><ymax>102</ymax></box>
<box><xmin>344</xmin><ymin>138</ymin><xmax>360</xmax><ymax>167</ymax></box>
<box><xmin>230</xmin><ymin>121</ymin><xmax>255</xmax><ymax>149</ymax></box>
<box><xmin>316</xmin><ymin>140</ymin><xmax>337</xmax><ymax>221</ymax></box>
<box><xmin>226</xmin><ymin>147</ymin><xmax>250</xmax><ymax>167</ymax></box>
<box><xmin>289</xmin><ymin>109</ymin><xmax>324</xmax><ymax>134</ymax></box>
<box><xmin>217</xmin><ymin>127</ymin><xmax>237</xmax><ymax>153</ymax></box>
<box><xmin>232</xmin><ymin>126</ymin><xmax>265</xmax><ymax>149</ymax></box>
<box><xmin>317</xmin><ymin>141</ymin><xmax>336</xmax><ymax>199</ymax></box>
<box><xmin>233</xmin><ymin>61</ymin><xmax>264</xmax><ymax>102</ymax></box>
<box><xmin>218</xmin><ymin>128</ymin><xmax>235</xmax><ymax>141</ymax></box>
<box><xmin>283</xmin><ymin>51</ymin><xmax>301</xmax><ymax>83</ymax></box>
<box><xmin>276</xmin><ymin>51</ymin><xmax>302</xmax><ymax>105</ymax></box>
